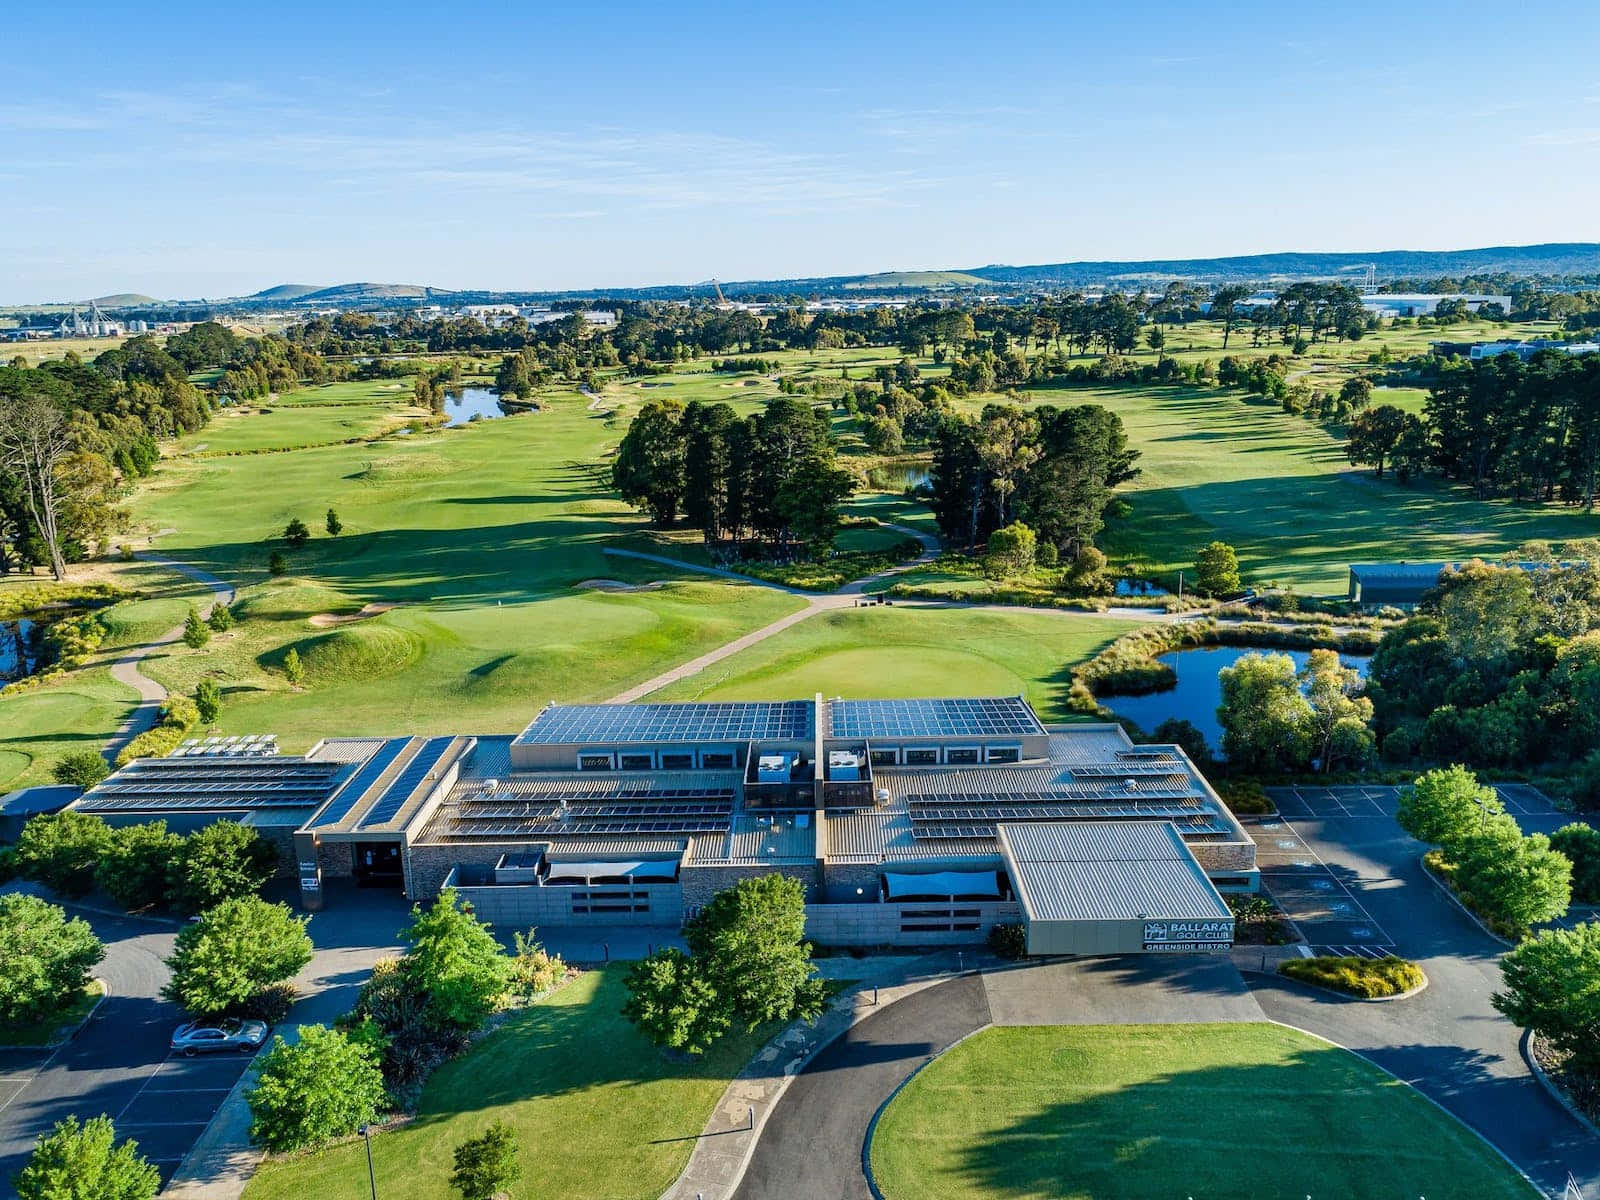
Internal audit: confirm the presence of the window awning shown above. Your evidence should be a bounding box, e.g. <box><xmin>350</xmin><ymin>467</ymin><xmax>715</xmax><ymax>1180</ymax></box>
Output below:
<box><xmin>883</xmin><ymin>870</ymin><xmax>1002</xmax><ymax>900</ymax></box>
<box><xmin>543</xmin><ymin>859</ymin><xmax>679</xmax><ymax>884</ymax></box>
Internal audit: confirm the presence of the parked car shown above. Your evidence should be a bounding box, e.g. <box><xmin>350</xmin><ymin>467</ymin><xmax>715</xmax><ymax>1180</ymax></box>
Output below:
<box><xmin>170</xmin><ymin>1018</ymin><xmax>269</xmax><ymax>1056</ymax></box>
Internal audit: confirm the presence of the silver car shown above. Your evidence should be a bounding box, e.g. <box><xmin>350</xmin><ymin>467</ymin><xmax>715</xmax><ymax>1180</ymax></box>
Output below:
<box><xmin>170</xmin><ymin>1019</ymin><xmax>269</xmax><ymax>1056</ymax></box>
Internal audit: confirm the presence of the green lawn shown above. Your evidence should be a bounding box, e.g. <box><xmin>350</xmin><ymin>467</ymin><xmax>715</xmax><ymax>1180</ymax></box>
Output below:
<box><xmin>648</xmin><ymin>606</ymin><xmax>1134</xmax><ymax>720</ymax></box>
<box><xmin>0</xmin><ymin>981</ymin><xmax>105</xmax><ymax>1048</ymax></box>
<box><xmin>870</xmin><ymin>1023</ymin><xmax>1535</xmax><ymax>1200</ymax></box>
<box><xmin>244</xmin><ymin>969</ymin><xmax>774</xmax><ymax>1200</ymax></box>
<box><xmin>175</xmin><ymin>400</ymin><xmax>414</xmax><ymax>454</ymax></box>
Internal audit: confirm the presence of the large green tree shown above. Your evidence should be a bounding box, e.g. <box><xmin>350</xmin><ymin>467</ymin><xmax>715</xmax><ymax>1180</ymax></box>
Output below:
<box><xmin>13</xmin><ymin>1115</ymin><xmax>159</xmax><ymax>1200</ymax></box>
<box><xmin>0</xmin><ymin>894</ymin><xmax>103</xmax><ymax>1029</ymax></box>
<box><xmin>1396</xmin><ymin>766</ymin><xmax>1507</xmax><ymax>856</ymax></box>
<box><xmin>1216</xmin><ymin>652</ymin><xmax>1312</xmax><ymax>772</ymax></box>
<box><xmin>450</xmin><ymin>1121</ymin><xmax>522</xmax><ymax>1200</ymax></box>
<box><xmin>95</xmin><ymin>821</ymin><xmax>183</xmax><ymax>912</ymax></box>
<box><xmin>15</xmin><ymin>810</ymin><xmax>110</xmax><ymax>898</ymax></box>
<box><xmin>246</xmin><ymin>1024</ymin><xmax>387</xmax><ymax>1153</ymax></box>
<box><xmin>162</xmin><ymin>897</ymin><xmax>312</xmax><ymax>1017</ymax></box>
<box><xmin>166</xmin><ymin>821</ymin><xmax>277</xmax><ymax>913</ymax></box>
<box><xmin>685</xmin><ymin>874</ymin><xmax>826</xmax><ymax>1030</ymax></box>
<box><xmin>612</xmin><ymin>398</ymin><xmax>686</xmax><ymax>525</ymax></box>
<box><xmin>622</xmin><ymin>948</ymin><xmax>729</xmax><ymax>1054</ymax></box>
<box><xmin>1456</xmin><ymin>832</ymin><xmax>1572</xmax><ymax>929</ymax></box>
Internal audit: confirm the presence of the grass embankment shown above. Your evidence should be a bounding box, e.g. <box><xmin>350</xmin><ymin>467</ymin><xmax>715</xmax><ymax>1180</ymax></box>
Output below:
<box><xmin>244</xmin><ymin>969</ymin><xmax>773</xmax><ymax>1200</ymax></box>
<box><xmin>1280</xmin><ymin>954</ymin><xmax>1426</xmax><ymax>998</ymax></box>
<box><xmin>648</xmin><ymin>606</ymin><xmax>1134</xmax><ymax>720</ymax></box>
<box><xmin>869</xmin><ymin>1023</ymin><xmax>1535</xmax><ymax>1200</ymax></box>
<box><xmin>0</xmin><ymin>980</ymin><xmax>105</xmax><ymax>1048</ymax></box>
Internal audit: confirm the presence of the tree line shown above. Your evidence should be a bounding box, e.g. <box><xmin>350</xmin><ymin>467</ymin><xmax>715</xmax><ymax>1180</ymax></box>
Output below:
<box><xmin>1347</xmin><ymin>350</ymin><xmax>1600</xmax><ymax>505</ymax></box>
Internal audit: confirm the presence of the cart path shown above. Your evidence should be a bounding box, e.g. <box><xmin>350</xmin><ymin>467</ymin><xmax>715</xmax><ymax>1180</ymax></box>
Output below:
<box><xmin>103</xmin><ymin>554</ymin><xmax>235</xmax><ymax>761</ymax></box>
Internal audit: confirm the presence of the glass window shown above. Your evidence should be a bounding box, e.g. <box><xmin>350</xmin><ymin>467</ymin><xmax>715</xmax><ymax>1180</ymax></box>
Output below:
<box><xmin>945</xmin><ymin>747</ymin><xmax>979</xmax><ymax>765</ymax></box>
<box><xmin>619</xmin><ymin>754</ymin><xmax>653</xmax><ymax>771</ymax></box>
<box><xmin>660</xmin><ymin>753</ymin><xmax>693</xmax><ymax>771</ymax></box>
<box><xmin>904</xmin><ymin>748</ymin><xmax>939</xmax><ymax>766</ymax></box>
<box><xmin>986</xmin><ymin>746</ymin><xmax>1020</xmax><ymax>764</ymax></box>
<box><xmin>578</xmin><ymin>753</ymin><xmax>613</xmax><ymax>771</ymax></box>
<box><xmin>870</xmin><ymin>748</ymin><xmax>898</xmax><ymax>767</ymax></box>
<box><xmin>701</xmin><ymin>752</ymin><xmax>734</xmax><ymax>769</ymax></box>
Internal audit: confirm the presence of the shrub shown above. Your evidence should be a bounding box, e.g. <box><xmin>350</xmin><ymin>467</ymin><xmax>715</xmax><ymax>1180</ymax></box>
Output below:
<box><xmin>207</xmin><ymin>603</ymin><xmax>235</xmax><ymax>632</ymax></box>
<box><xmin>15</xmin><ymin>810</ymin><xmax>111</xmax><ymax>898</ymax></box>
<box><xmin>52</xmin><ymin>749</ymin><xmax>109</xmax><ymax>790</ymax></box>
<box><xmin>167</xmin><ymin>821</ymin><xmax>279</xmax><ymax>913</ymax></box>
<box><xmin>268</xmin><ymin>551</ymin><xmax>288</xmax><ymax>576</ymax></box>
<box><xmin>325</xmin><ymin>508</ymin><xmax>343</xmax><ymax>536</ymax></box>
<box><xmin>1216</xmin><ymin>779</ymin><xmax>1275</xmax><ymax>815</ymax></box>
<box><xmin>164</xmin><ymin>897</ymin><xmax>312</xmax><ymax>1017</ymax></box>
<box><xmin>13</xmin><ymin>1115</ymin><xmax>159</xmax><ymax>1200</ymax></box>
<box><xmin>621</xmin><ymin>948</ymin><xmax>729</xmax><ymax>1055</ymax></box>
<box><xmin>160</xmin><ymin>695</ymin><xmax>200</xmax><ymax>729</ymax></box>
<box><xmin>283</xmin><ymin>646</ymin><xmax>305</xmax><ymax>686</ymax></box>
<box><xmin>685</xmin><ymin>874</ymin><xmax>826</xmax><ymax>1031</ymax></box>
<box><xmin>984</xmin><ymin>522</ymin><xmax>1036</xmax><ymax>579</ymax></box>
<box><xmin>987</xmin><ymin>922</ymin><xmax>1028</xmax><ymax>959</ymax></box>
<box><xmin>1455</xmin><ymin>831</ymin><xmax>1572</xmax><ymax>931</ymax></box>
<box><xmin>450</xmin><ymin>1121</ymin><xmax>522</xmax><ymax>1200</ymax></box>
<box><xmin>283</xmin><ymin>518</ymin><xmax>310</xmax><ymax>549</ymax></box>
<box><xmin>246</xmin><ymin>1024</ymin><xmax>387</xmax><ymax>1153</ymax></box>
<box><xmin>0</xmin><ymin>846</ymin><xmax>16</xmax><ymax>884</ymax></box>
<box><xmin>1396</xmin><ymin>765</ymin><xmax>1506</xmax><ymax>858</ymax></box>
<box><xmin>509</xmin><ymin>929</ymin><xmax>568</xmax><ymax>999</ymax></box>
<box><xmin>0</xmin><ymin>894</ymin><xmax>104</xmax><ymax>1029</ymax></box>
<box><xmin>96</xmin><ymin>821</ymin><xmax>183</xmax><ymax>911</ymax></box>
<box><xmin>1194</xmin><ymin>540</ymin><xmax>1240</xmax><ymax>595</ymax></box>
<box><xmin>1280</xmin><ymin>954</ymin><xmax>1425</xmax><ymax>999</ymax></box>
<box><xmin>196</xmin><ymin>678</ymin><xmax>222</xmax><ymax>725</ymax></box>
<box><xmin>1549</xmin><ymin>823</ymin><xmax>1600</xmax><ymax>904</ymax></box>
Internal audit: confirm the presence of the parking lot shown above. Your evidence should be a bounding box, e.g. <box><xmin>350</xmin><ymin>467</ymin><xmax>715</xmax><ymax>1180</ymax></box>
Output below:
<box><xmin>112</xmin><ymin>1052</ymin><xmax>256</xmax><ymax>1178</ymax></box>
<box><xmin>1268</xmin><ymin>782</ymin><xmax>1560</xmax><ymax>821</ymax></box>
<box><xmin>1251</xmin><ymin>784</ymin><xmax>1561</xmax><ymax>957</ymax></box>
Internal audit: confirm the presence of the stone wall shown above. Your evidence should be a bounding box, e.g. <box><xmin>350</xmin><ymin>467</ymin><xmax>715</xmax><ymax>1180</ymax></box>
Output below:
<box><xmin>680</xmin><ymin>863</ymin><xmax>820</xmax><ymax>913</ymax></box>
<box><xmin>449</xmin><ymin>878</ymin><xmax>683</xmax><ymax>929</ymax></box>
<box><xmin>404</xmin><ymin>840</ymin><xmax>524</xmax><ymax>900</ymax></box>
<box><xmin>1191</xmin><ymin>839</ymin><xmax>1258</xmax><ymax>874</ymax></box>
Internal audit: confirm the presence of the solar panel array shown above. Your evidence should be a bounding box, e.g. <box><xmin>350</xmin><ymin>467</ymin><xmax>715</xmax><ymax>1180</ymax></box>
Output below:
<box><xmin>912</xmin><ymin>813</ymin><xmax>1234</xmax><ymax>840</ymax></box>
<box><xmin>359</xmin><ymin>737</ymin><xmax>456</xmax><ymax>829</ymax></box>
<box><xmin>516</xmin><ymin>701</ymin><xmax>813</xmax><ymax>746</ymax></box>
<box><xmin>431</xmin><ymin>784</ymin><xmax>735</xmax><ymax>841</ymax></box>
<box><xmin>79</xmin><ymin>758</ymin><xmax>344</xmax><ymax>812</ymax></box>
<box><xmin>1069</xmin><ymin>763</ymin><xmax>1191</xmax><ymax>779</ymax></box>
<box><xmin>828</xmin><ymin>697</ymin><xmax>1044</xmax><ymax>739</ymax></box>
<box><xmin>309</xmin><ymin>739</ymin><xmax>410</xmax><ymax>829</ymax></box>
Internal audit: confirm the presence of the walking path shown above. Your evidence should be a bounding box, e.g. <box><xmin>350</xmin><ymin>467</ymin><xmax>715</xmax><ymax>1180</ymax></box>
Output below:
<box><xmin>103</xmin><ymin>554</ymin><xmax>234</xmax><ymax>761</ymax></box>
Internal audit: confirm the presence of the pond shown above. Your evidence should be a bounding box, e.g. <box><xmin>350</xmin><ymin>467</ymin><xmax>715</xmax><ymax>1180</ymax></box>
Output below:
<box><xmin>1114</xmin><ymin>578</ymin><xmax>1171</xmax><ymax>597</ymax></box>
<box><xmin>1100</xmin><ymin>644</ymin><xmax>1371</xmax><ymax>752</ymax></box>
<box><xmin>442</xmin><ymin>387</ymin><xmax>517</xmax><ymax>427</ymax></box>
<box><xmin>867</xmin><ymin>463</ymin><xmax>931</xmax><ymax>492</ymax></box>
<box><xmin>0</xmin><ymin>618</ymin><xmax>39</xmax><ymax>682</ymax></box>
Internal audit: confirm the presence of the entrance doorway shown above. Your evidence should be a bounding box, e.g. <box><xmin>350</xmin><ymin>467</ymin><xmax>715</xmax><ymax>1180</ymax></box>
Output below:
<box><xmin>353</xmin><ymin>841</ymin><xmax>403</xmax><ymax>888</ymax></box>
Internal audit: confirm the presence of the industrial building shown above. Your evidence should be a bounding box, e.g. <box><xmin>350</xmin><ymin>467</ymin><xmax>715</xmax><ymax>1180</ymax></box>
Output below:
<box><xmin>65</xmin><ymin>696</ymin><xmax>1254</xmax><ymax>955</ymax></box>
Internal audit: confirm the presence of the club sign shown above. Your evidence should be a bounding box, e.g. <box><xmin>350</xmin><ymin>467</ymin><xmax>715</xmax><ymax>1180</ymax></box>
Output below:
<box><xmin>1143</xmin><ymin>919</ymin><xmax>1233</xmax><ymax>951</ymax></box>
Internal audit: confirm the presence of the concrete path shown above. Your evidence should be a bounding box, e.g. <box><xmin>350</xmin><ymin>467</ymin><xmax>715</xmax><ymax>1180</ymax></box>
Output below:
<box><xmin>1245</xmin><ymin>804</ymin><xmax>1600</xmax><ymax>1198</ymax></box>
<box><xmin>104</xmin><ymin>553</ymin><xmax>235</xmax><ymax>761</ymax></box>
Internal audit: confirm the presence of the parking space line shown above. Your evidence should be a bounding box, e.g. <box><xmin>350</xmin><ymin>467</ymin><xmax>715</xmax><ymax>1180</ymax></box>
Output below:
<box><xmin>1254</xmin><ymin>809</ymin><xmax>1395</xmax><ymax>949</ymax></box>
<box><xmin>115</xmin><ymin>1055</ymin><xmax>177</xmax><ymax>1123</ymax></box>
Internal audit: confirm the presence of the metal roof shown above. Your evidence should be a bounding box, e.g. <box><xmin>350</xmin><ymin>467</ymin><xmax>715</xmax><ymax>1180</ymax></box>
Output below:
<box><xmin>998</xmin><ymin>821</ymin><xmax>1230</xmax><ymax>924</ymax></box>
<box><xmin>1348</xmin><ymin>562</ymin><xmax>1450</xmax><ymax>584</ymax></box>
<box><xmin>826</xmin><ymin>696</ymin><xmax>1044</xmax><ymax>740</ymax></box>
<box><xmin>77</xmin><ymin>756</ymin><xmax>348</xmax><ymax>815</ymax></box>
<box><xmin>514</xmin><ymin>701</ymin><xmax>813</xmax><ymax>746</ymax></box>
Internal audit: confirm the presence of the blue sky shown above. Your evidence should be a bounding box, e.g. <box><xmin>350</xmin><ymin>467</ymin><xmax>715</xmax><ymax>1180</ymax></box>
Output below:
<box><xmin>3</xmin><ymin>0</ymin><xmax>1598</xmax><ymax>302</ymax></box>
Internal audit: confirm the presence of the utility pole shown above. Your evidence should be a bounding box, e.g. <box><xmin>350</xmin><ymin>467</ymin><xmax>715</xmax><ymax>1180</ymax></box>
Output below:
<box><xmin>358</xmin><ymin>1124</ymin><xmax>377</xmax><ymax>1200</ymax></box>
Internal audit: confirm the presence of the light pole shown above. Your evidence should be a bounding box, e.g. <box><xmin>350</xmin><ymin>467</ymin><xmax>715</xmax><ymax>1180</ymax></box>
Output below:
<box><xmin>358</xmin><ymin>1124</ymin><xmax>377</xmax><ymax>1200</ymax></box>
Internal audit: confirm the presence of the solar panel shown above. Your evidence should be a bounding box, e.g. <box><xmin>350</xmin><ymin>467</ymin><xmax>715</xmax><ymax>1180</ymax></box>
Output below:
<box><xmin>359</xmin><ymin>737</ymin><xmax>455</xmax><ymax>829</ymax></box>
<box><xmin>310</xmin><ymin>739</ymin><xmax>410</xmax><ymax>829</ymax></box>
<box><xmin>515</xmin><ymin>701</ymin><xmax>813</xmax><ymax>746</ymax></box>
<box><xmin>829</xmin><ymin>697</ymin><xmax>1044</xmax><ymax>739</ymax></box>
<box><xmin>1069</xmin><ymin>763</ymin><xmax>1189</xmax><ymax>779</ymax></box>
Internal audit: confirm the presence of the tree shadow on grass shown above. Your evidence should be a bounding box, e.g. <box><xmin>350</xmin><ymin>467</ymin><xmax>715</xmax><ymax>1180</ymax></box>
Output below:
<box><xmin>924</xmin><ymin>1035</ymin><xmax>1524</xmax><ymax>1200</ymax></box>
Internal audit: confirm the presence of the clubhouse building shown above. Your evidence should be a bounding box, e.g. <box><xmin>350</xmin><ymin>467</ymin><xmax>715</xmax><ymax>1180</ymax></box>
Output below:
<box><xmin>70</xmin><ymin>696</ymin><xmax>1253</xmax><ymax>955</ymax></box>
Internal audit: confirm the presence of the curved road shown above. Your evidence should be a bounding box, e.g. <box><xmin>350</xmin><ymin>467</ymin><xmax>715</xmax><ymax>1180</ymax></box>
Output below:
<box><xmin>104</xmin><ymin>553</ymin><xmax>234</xmax><ymax>760</ymax></box>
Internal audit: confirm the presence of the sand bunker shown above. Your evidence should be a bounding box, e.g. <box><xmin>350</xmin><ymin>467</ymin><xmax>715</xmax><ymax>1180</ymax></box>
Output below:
<box><xmin>307</xmin><ymin>602</ymin><xmax>402</xmax><ymax>628</ymax></box>
<box><xmin>575</xmin><ymin>579</ymin><xmax>665</xmax><ymax>593</ymax></box>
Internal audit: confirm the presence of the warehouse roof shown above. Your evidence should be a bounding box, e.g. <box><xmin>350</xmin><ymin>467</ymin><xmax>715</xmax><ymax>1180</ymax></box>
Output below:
<box><xmin>1348</xmin><ymin>562</ymin><xmax>1451</xmax><ymax>585</ymax></box>
<box><xmin>824</xmin><ymin>696</ymin><xmax>1044</xmax><ymax>739</ymax></box>
<box><xmin>997</xmin><ymin>821</ymin><xmax>1231</xmax><ymax>924</ymax></box>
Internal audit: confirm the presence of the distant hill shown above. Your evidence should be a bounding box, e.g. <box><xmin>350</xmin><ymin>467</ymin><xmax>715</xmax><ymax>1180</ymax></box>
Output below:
<box><xmin>842</xmin><ymin>270</ymin><xmax>990</xmax><ymax>289</ymax></box>
<box><xmin>960</xmin><ymin>243</ymin><xmax>1600</xmax><ymax>287</ymax></box>
<box><xmin>299</xmin><ymin>282</ymin><xmax>433</xmax><ymax>302</ymax></box>
<box><xmin>250</xmin><ymin>284</ymin><xmax>323</xmax><ymax>301</ymax></box>
<box><xmin>90</xmin><ymin>293</ymin><xmax>158</xmax><ymax>307</ymax></box>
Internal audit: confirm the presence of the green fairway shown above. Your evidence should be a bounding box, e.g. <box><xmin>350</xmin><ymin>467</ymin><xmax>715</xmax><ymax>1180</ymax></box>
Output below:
<box><xmin>648</xmin><ymin>606</ymin><xmax>1134</xmax><ymax>719</ymax></box>
<box><xmin>869</xmin><ymin>1023</ymin><xmax>1535</xmax><ymax>1200</ymax></box>
<box><xmin>174</xmin><ymin>398</ymin><xmax>415</xmax><ymax>454</ymax></box>
<box><xmin>243</xmin><ymin>968</ymin><xmax>774</xmax><ymax>1200</ymax></box>
<box><xmin>125</xmin><ymin>391</ymin><xmax>807</xmax><ymax>746</ymax></box>
<box><xmin>1028</xmin><ymin>383</ymin><xmax>1600</xmax><ymax>593</ymax></box>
